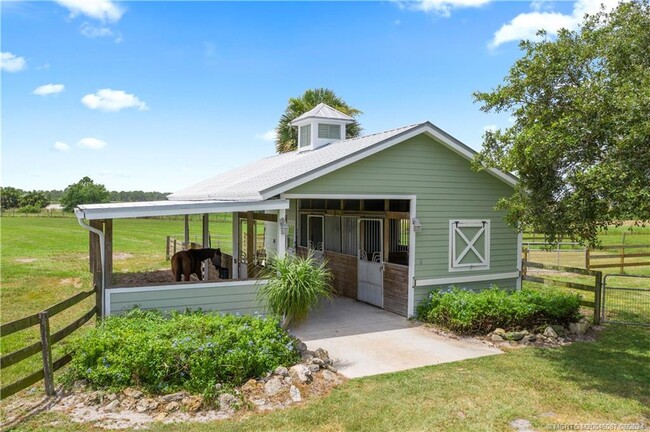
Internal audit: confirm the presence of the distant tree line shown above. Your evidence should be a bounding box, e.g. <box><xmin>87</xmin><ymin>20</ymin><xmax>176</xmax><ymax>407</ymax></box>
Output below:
<box><xmin>1</xmin><ymin>177</ymin><xmax>170</xmax><ymax>213</ymax></box>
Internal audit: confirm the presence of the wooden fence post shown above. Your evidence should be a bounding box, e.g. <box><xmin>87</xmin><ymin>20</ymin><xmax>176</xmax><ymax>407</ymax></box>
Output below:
<box><xmin>166</xmin><ymin>236</ymin><xmax>170</xmax><ymax>261</ymax></box>
<box><xmin>593</xmin><ymin>271</ymin><xmax>603</xmax><ymax>325</ymax></box>
<box><xmin>620</xmin><ymin>244</ymin><xmax>625</xmax><ymax>274</ymax></box>
<box><xmin>38</xmin><ymin>311</ymin><xmax>55</xmax><ymax>396</ymax></box>
<box><xmin>522</xmin><ymin>248</ymin><xmax>529</xmax><ymax>276</ymax></box>
<box><xmin>585</xmin><ymin>248</ymin><xmax>590</xmax><ymax>270</ymax></box>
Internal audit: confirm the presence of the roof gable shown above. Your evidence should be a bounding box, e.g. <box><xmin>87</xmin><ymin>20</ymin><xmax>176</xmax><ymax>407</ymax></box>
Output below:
<box><xmin>290</xmin><ymin>103</ymin><xmax>354</xmax><ymax>125</ymax></box>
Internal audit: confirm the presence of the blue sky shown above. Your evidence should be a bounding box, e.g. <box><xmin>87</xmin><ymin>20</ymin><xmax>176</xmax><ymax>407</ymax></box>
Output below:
<box><xmin>1</xmin><ymin>0</ymin><xmax>616</xmax><ymax>193</ymax></box>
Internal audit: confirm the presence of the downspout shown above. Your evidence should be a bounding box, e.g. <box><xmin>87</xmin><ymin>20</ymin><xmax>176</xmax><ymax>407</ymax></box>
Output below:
<box><xmin>75</xmin><ymin>208</ymin><xmax>106</xmax><ymax>316</ymax></box>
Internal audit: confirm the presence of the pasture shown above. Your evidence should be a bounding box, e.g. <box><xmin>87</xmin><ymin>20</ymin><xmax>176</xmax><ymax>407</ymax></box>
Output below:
<box><xmin>1</xmin><ymin>215</ymin><xmax>649</xmax><ymax>431</ymax></box>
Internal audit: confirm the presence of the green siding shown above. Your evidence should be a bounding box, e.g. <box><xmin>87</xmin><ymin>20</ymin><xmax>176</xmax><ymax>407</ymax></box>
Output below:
<box><xmin>108</xmin><ymin>281</ymin><xmax>266</xmax><ymax>316</ymax></box>
<box><xmin>287</xmin><ymin>134</ymin><xmax>518</xmax><ymax>281</ymax></box>
<box><xmin>414</xmin><ymin>278</ymin><xmax>519</xmax><ymax>306</ymax></box>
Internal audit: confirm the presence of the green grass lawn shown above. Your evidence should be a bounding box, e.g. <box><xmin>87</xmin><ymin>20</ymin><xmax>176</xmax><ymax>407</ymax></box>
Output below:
<box><xmin>1</xmin><ymin>215</ymin><xmax>649</xmax><ymax>431</ymax></box>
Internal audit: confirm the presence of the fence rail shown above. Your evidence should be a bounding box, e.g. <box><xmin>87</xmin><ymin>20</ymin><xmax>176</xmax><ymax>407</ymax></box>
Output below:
<box><xmin>522</xmin><ymin>260</ymin><xmax>602</xmax><ymax>323</ymax></box>
<box><xmin>0</xmin><ymin>286</ymin><xmax>97</xmax><ymax>400</ymax></box>
<box><xmin>586</xmin><ymin>245</ymin><xmax>650</xmax><ymax>272</ymax></box>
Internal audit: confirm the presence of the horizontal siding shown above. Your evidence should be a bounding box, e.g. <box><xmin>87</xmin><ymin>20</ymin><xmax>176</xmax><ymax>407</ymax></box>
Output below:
<box><xmin>108</xmin><ymin>281</ymin><xmax>266</xmax><ymax>316</ymax></box>
<box><xmin>287</xmin><ymin>134</ymin><xmax>518</xmax><ymax>281</ymax></box>
<box><xmin>414</xmin><ymin>277</ymin><xmax>519</xmax><ymax>306</ymax></box>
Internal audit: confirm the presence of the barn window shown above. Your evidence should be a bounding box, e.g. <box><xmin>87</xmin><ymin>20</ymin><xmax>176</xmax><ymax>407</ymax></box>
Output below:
<box><xmin>449</xmin><ymin>220</ymin><xmax>490</xmax><ymax>271</ymax></box>
<box><xmin>307</xmin><ymin>215</ymin><xmax>324</xmax><ymax>251</ymax></box>
<box><xmin>299</xmin><ymin>124</ymin><xmax>311</xmax><ymax>148</ymax></box>
<box><xmin>317</xmin><ymin>123</ymin><xmax>341</xmax><ymax>140</ymax></box>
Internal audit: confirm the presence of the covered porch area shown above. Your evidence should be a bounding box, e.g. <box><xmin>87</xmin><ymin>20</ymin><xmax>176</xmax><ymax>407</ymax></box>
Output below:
<box><xmin>74</xmin><ymin>199</ymin><xmax>290</xmax><ymax>317</ymax></box>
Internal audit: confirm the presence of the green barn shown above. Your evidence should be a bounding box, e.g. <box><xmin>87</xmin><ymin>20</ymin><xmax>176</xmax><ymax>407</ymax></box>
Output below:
<box><xmin>76</xmin><ymin>103</ymin><xmax>521</xmax><ymax>318</ymax></box>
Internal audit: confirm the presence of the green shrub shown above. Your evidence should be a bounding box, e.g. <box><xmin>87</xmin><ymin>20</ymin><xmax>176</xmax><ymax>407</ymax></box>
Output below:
<box><xmin>18</xmin><ymin>205</ymin><xmax>43</xmax><ymax>214</ymax></box>
<box><xmin>258</xmin><ymin>253</ymin><xmax>333</xmax><ymax>328</ymax></box>
<box><xmin>416</xmin><ymin>286</ymin><xmax>581</xmax><ymax>334</ymax></box>
<box><xmin>64</xmin><ymin>309</ymin><xmax>300</xmax><ymax>399</ymax></box>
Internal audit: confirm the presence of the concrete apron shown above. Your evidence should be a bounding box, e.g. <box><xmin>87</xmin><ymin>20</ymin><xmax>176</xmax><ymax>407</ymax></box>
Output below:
<box><xmin>291</xmin><ymin>297</ymin><xmax>502</xmax><ymax>379</ymax></box>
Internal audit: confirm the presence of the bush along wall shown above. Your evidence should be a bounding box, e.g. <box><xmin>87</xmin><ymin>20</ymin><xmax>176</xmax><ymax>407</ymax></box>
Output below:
<box><xmin>416</xmin><ymin>286</ymin><xmax>582</xmax><ymax>335</ymax></box>
<box><xmin>64</xmin><ymin>309</ymin><xmax>301</xmax><ymax>400</ymax></box>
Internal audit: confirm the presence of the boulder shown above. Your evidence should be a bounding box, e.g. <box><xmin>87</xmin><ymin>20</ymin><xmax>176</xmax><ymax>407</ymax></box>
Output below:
<box><xmin>218</xmin><ymin>393</ymin><xmax>239</xmax><ymax>413</ymax></box>
<box><xmin>181</xmin><ymin>395</ymin><xmax>203</xmax><ymax>412</ymax></box>
<box><xmin>264</xmin><ymin>377</ymin><xmax>284</xmax><ymax>397</ymax></box>
<box><xmin>289</xmin><ymin>364</ymin><xmax>313</xmax><ymax>384</ymax></box>
<box><xmin>524</xmin><ymin>334</ymin><xmax>537</xmax><ymax>342</ymax></box>
<box><xmin>160</xmin><ymin>391</ymin><xmax>187</xmax><ymax>403</ymax></box>
<box><xmin>274</xmin><ymin>366</ymin><xmax>289</xmax><ymax>377</ymax></box>
<box><xmin>493</xmin><ymin>328</ymin><xmax>507</xmax><ymax>336</ymax></box>
<box><xmin>104</xmin><ymin>399</ymin><xmax>120</xmax><ymax>412</ymax></box>
<box><xmin>543</xmin><ymin>326</ymin><xmax>558</xmax><ymax>339</ymax></box>
<box><xmin>569</xmin><ymin>320</ymin><xmax>590</xmax><ymax>336</ymax></box>
<box><xmin>296</xmin><ymin>341</ymin><xmax>308</xmax><ymax>353</ymax></box>
<box><xmin>490</xmin><ymin>334</ymin><xmax>505</xmax><ymax>342</ymax></box>
<box><xmin>135</xmin><ymin>398</ymin><xmax>159</xmax><ymax>413</ymax></box>
<box><xmin>289</xmin><ymin>385</ymin><xmax>301</xmax><ymax>403</ymax></box>
<box><xmin>314</xmin><ymin>348</ymin><xmax>330</xmax><ymax>361</ymax></box>
<box><xmin>308</xmin><ymin>364</ymin><xmax>321</xmax><ymax>373</ymax></box>
<box><xmin>106</xmin><ymin>393</ymin><xmax>118</xmax><ymax>402</ymax></box>
<box><xmin>164</xmin><ymin>401</ymin><xmax>180</xmax><ymax>412</ymax></box>
<box><xmin>122</xmin><ymin>387</ymin><xmax>143</xmax><ymax>399</ymax></box>
<box><xmin>321</xmin><ymin>370</ymin><xmax>339</xmax><ymax>382</ymax></box>
<box><xmin>311</xmin><ymin>358</ymin><xmax>325</xmax><ymax>367</ymax></box>
<box><xmin>504</xmin><ymin>331</ymin><xmax>526</xmax><ymax>341</ymax></box>
<box><xmin>550</xmin><ymin>325</ymin><xmax>567</xmax><ymax>336</ymax></box>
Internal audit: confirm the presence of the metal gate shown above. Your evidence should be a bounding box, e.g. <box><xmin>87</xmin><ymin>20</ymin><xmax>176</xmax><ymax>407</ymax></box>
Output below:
<box><xmin>601</xmin><ymin>274</ymin><xmax>650</xmax><ymax>326</ymax></box>
<box><xmin>358</xmin><ymin>218</ymin><xmax>383</xmax><ymax>307</ymax></box>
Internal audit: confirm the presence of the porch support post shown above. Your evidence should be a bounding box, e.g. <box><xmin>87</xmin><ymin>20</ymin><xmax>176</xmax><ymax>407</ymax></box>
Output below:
<box><xmin>247</xmin><ymin>211</ymin><xmax>255</xmax><ymax>278</ymax></box>
<box><xmin>277</xmin><ymin>208</ymin><xmax>286</xmax><ymax>258</ymax></box>
<box><xmin>184</xmin><ymin>215</ymin><xmax>190</xmax><ymax>248</ymax></box>
<box><xmin>202</xmin><ymin>214</ymin><xmax>210</xmax><ymax>281</ymax></box>
<box><xmin>231</xmin><ymin>212</ymin><xmax>239</xmax><ymax>279</ymax></box>
<box><xmin>103</xmin><ymin>219</ymin><xmax>113</xmax><ymax>289</ymax></box>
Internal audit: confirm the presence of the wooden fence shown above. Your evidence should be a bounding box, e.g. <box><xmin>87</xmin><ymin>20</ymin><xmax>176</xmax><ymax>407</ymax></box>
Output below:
<box><xmin>522</xmin><ymin>260</ymin><xmax>603</xmax><ymax>324</ymax></box>
<box><xmin>586</xmin><ymin>245</ymin><xmax>650</xmax><ymax>272</ymax></box>
<box><xmin>0</xmin><ymin>286</ymin><xmax>97</xmax><ymax>400</ymax></box>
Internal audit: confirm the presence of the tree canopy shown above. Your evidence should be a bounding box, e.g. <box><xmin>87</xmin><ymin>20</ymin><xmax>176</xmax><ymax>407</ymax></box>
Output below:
<box><xmin>473</xmin><ymin>0</ymin><xmax>650</xmax><ymax>246</ymax></box>
<box><xmin>1</xmin><ymin>187</ymin><xmax>23</xmax><ymax>209</ymax></box>
<box><xmin>60</xmin><ymin>177</ymin><xmax>111</xmax><ymax>212</ymax></box>
<box><xmin>275</xmin><ymin>88</ymin><xmax>363</xmax><ymax>153</ymax></box>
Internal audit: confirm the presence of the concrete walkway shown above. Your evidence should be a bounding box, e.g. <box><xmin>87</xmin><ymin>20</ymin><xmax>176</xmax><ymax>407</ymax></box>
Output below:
<box><xmin>291</xmin><ymin>297</ymin><xmax>501</xmax><ymax>378</ymax></box>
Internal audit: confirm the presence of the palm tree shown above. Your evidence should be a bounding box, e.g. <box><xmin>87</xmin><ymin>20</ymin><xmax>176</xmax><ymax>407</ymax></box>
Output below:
<box><xmin>275</xmin><ymin>88</ymin><xmax>363</xmax><ymax>153</ymax></box>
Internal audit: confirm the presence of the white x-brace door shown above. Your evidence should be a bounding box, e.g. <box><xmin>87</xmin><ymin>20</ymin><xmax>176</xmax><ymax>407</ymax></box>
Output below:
<box><xmin>358</xmin><ymin>218</ymin><xmax>383</xmax><ymax>307</ymax></box>
<box><xmin>450</xmin><ymin>220</ymin><xmax>490</xmax><ymax>271</ymax></box>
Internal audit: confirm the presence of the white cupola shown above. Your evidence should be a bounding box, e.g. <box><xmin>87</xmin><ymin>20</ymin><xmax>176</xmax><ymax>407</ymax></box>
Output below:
<box><xmin>290</xmin><ymin>103</ymin><xmax>355</xmax><ymax>152</ymax></box>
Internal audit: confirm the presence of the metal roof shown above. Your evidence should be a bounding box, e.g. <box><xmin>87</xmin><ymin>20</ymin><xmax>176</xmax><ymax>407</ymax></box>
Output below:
<box><xmin>74</xmin><ymin>199</ymin><xmax>289</xmax><ymax>220</ymax></box>
<box><xmin>168</xmin><ymin>123</ymin><xmax>424</xmax><ymax>202</ymax></box>
<box><xmin>290</xmin><ymin>103</ymin><xmax>354</xmax><ymax>125</ymax></box>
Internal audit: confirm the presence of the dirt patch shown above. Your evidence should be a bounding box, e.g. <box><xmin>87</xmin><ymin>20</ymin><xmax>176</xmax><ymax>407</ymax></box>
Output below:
<box><xmin>15</xmin><ymin>258</ymin><xmax>37</xmax><ymax>263</ymax></box>
<box><xmin>113</xmin><ymin>270</ymin><xmax>175</xmax><ymax>286</ymax></box>
<box><xmin>59</xmin><ymin>278</ymin><xmax>83</xmax><ymax>289</ymax></box>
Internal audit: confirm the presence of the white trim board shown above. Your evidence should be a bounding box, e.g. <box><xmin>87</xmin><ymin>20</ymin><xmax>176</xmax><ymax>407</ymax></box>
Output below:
<box><xmin>282</xmin><ymin>193</ymin><xmax>418</xmax><ymax>200</ymax></box>
<box><xmin>414</xmin><ymin>272</ymin><xmax>520</xmax><ymax>287</ymax></box>
<box><xmin>104</xmin><ymin>279</ymin><xmax>268</xmax><ymax>316</ymax></box>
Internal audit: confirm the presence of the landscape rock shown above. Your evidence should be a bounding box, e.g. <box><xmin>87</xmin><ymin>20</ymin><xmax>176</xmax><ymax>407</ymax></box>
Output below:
<box><xmin>181</xmin><ymin>396</ymin><xmax>203</xmax><ymax>412</ymax></box>
<box><xmin>136</xmin><ymin>398</ymin><xmax>159</xmax><ymax>413</ymax></box>
<box><xmin>569</xmin><ymin>320</ymin><xmax>590</xmax><ymax>336</ymax></box>
<box><xmin>154</xmin><ymin>412</ymin><xmax>168</xmax><ymax>422</ymax></box>
<box><xmin>504</xmin><ymin>331</ymin><xmax>526</xmax><ymax>341</ymax></box>
<box><xmin>493</xmin><ymin>328</ymin><xmax>506</xmax><ymax>336</ymax></box>
<box><xmin>543</xmin><ymin>326</ymin><xmax>558</xmax><ymax>339</ymax></box>
<box><xmin>524</xmin><ymin>334</ymin><xmax>537</xmax><ymax>342</ymax></box>
<box><xmin>85</xmin><ymin>391</ymin><xmax>104</xmax><ymax>405</ymax></box>
<box><xmin>283</xmin><ymin>376</ymin><xmax>293</xmax><ymax>385</ymax></box>
<box><xmin>264</xmin><ymin>377</ymin><xmax>284</xmax><ymax>397</ymax></box>
<box><xmin>104</xmin><ymin>399</ymin><xmax>120</xmax><ymax>412</ymax></box>
<box><xmin>289</xmin><ymin>364</ymin><xmax>313</xmax><ymax>384</ymax></box>
<box><xmin>123</xmin><ymin>387</ymin><xmax>144</xmax><ymax>399</ymax></box>
<box><xmin>106</xmin><ymin>393</ymin><xmax>118</xmax><ymax>402</ymax></box>
<box><xmin>313</xmin><ymin>348</ymin><xmax>330</xmax><ymax>361</ymax></box>
<box><xmin>550</xmin><ymin>325</ymin><xmax>567</xmax><ymax>336</ymax></box>
<box><xmin>218</xmin><ymin>393</ymin><xmax>238</xmax><ymax>413</ymax></box>
<box><xmin>164</xmin><ymin>401</ymin><xmax>180</xmax><ymax>412</ymax></box>
<box><xmin>308</xmin><ymin>364</ymin><xmax>321</xmax><ymax>373</ymax></box>
<box><xmin>490</xmin><ymin>334</ymin><xmax>505</xmax><ymax>342</ymax></box>
<box><xmin>274</xmin><ymin>366</ymin><xmax>289</xmax><ymax>377</ymax></box>
<box><xmin>311</xmin><ymin>358</ymin><xmax>325</xmax><ymax>367</ymax></box>
<box><xmin>301</xmin><ymin>351</ymin><xmax>314</xmax><ymax>362</ymax></box>
<box><xmin>289</xmin><ymin>385</ymin><xmax>301</xmax><ymax>403</ymax></box>
<box><xmin>242</xmin><ymin>379</ymin><xmax>261</xmax><ymax>392</ymax></box>
<box><xmin>160</xmin><ymin>391</ymin><xmax>187</xmax><ymax>403</ymax></box>
<box><xmin>326</xmin><ymin>365</ymin><xmax>338</xmax><ymax>373</ymax></box>
<box><xmin>296</xmin><ymin>341</ymin><xmax>308</xmax><ymax>353</ymax></box>
<box><xmin>321</xmin><ymin>370</ymin><xmax>339</xmax><ymax>382</ymax></box>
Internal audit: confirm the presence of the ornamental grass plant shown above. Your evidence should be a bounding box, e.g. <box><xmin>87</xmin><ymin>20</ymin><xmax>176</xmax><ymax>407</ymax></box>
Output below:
<box><xmin>258</xmin><ymin>253</ymin><xmax>333</xmax><ymax>328</ymax></box>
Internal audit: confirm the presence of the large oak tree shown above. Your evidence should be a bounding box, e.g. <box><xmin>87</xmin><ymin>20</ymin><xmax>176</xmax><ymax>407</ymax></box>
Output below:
<box><xmin>474</xmin><ymin>0</ymin><xmax>650</xmax><ymax>246</ymax></box>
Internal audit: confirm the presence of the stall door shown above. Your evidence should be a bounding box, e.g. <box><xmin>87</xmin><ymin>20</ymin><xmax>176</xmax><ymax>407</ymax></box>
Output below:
<box><xmin>358</xmin><ymin>218</ymin><xmax>383</xmax><ymax>307</ymax></box>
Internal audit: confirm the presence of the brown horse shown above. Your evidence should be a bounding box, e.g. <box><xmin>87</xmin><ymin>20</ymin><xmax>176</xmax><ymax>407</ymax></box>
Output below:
<box><xmin>171</xmin><ymin>248</ymin><xmax>219</xmax><ymax>282</ymax></box>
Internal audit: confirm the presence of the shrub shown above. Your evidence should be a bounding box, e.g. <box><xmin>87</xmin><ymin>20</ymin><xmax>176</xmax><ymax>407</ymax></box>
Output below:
<box><xmin>416</xmin><ymin>286</ymin><xmax>581</xmax><ymax>334</ymax></box>
<box><xmin>18</xmin><ymin>205</ymin><xmax>43</xmax><ymax>214</ymax></box>
<box><xmin>258</xmin><ymin>253</ymin><xmax>333</xmax><ymax>328</ymax></box>
<box><xmin>64</xmin><ymin>309</ymin><xmax>300</xmax><ymax>399</ymax></box>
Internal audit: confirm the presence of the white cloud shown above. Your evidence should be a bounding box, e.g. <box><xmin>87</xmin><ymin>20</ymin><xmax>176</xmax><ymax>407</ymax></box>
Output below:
<box><xmin>53</xmin><ymin>141</ymin><xmax>71</xmax><ymax>152</ymax></box>
<box><xmin>0</xmin><ymin>52</ymin><xmax>27</xmax><ymax>72</ymax></box>
<box><xmin>78</xmin><ymin>137</ymin><xmax>107</xmax><ymax>150</ymax></box>
<box><xmin>33</xmin><ymin>84</ymin><xmax>65</xmax><ymax>96</ymax></box>
<box><xmin>255</xmin><ymin>129</ymin><xmax>277</xmax><ymax>141</ymax></box>
<box><xmin>55</xmin><ymin>0</ymin><xmax>123</xmax><ymax>22</ymax></box>
<box><xmin>407</xmin><ymin>0</ymin><xmax>491</xmax><ymax>17</ymax></box>
<box><xmin>483</xmin><ymin>124</ymin><xmax>498</xmax><ymax>133</ymax></box>
<box><xmin>490</xmin><ymin>0</ymin><xmax>622</xmax><ymax>49</ymax></box>
<box><xmin>81</xmin><ymin>89</ymin><xmax>148</xmax><ymax>112</ymax></box>
<box><xmin>80</xmin><ymin>22</ymin><xmax>113</xmax><ymax>38</ymax></box>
